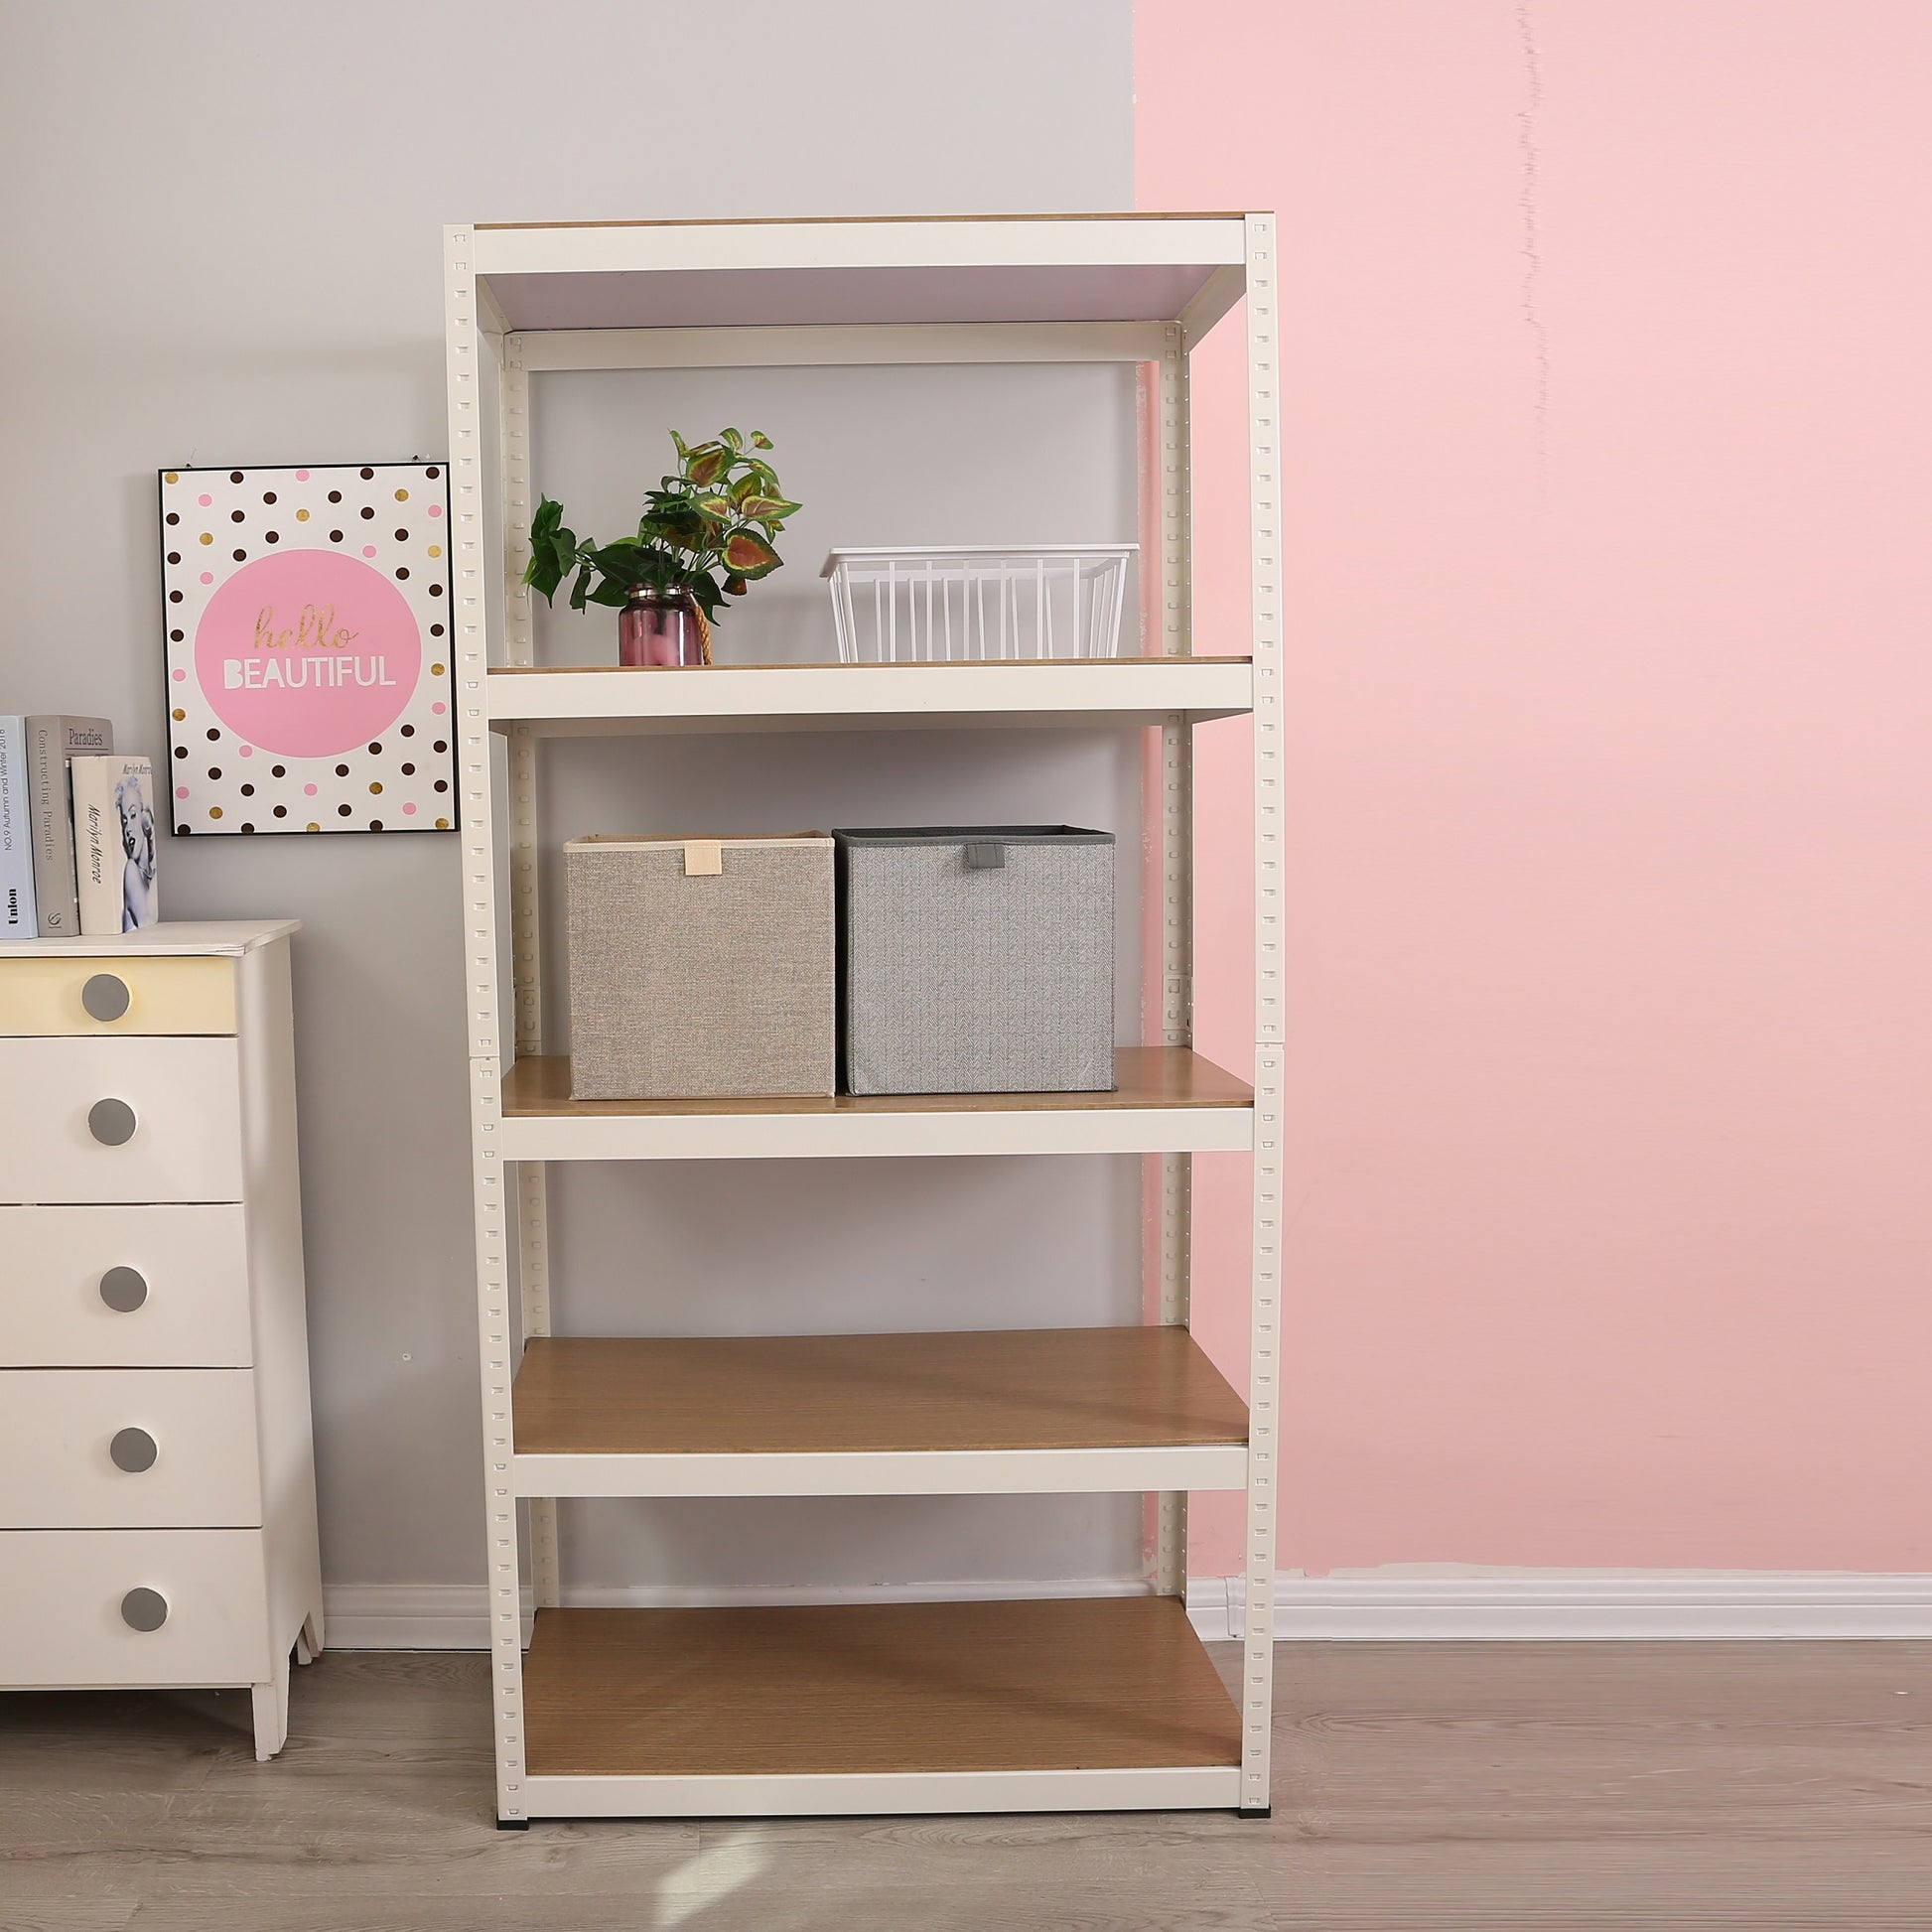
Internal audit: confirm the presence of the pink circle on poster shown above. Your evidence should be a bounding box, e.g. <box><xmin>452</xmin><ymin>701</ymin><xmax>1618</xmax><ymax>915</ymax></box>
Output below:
<box><xmin>295</xmin><ymin>469</ymin><xmax>310</xmax><ymax>481</ymax></box>
<box><xmin>194</xmin><ymin>550</ymin><xmax>420</xmax><ymax>757</ymax></box>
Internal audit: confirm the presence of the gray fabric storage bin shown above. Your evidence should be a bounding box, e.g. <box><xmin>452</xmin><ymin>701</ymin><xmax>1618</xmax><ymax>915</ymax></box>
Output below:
<box><xmin>566</xmin><ymin>833</ymin><xmax>835</xmax><ymax>1100</ymax></box>
<box><xmin>834</xmin><ymin>826</ymin><xmax>1115</xmax><ymax>1096</ymax></box>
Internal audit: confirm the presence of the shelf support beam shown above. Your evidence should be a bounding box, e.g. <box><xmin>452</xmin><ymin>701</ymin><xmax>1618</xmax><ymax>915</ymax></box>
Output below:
<box><xmin>1154</xmin><ymin>316</ymin><xmax>1196</xmax><ymax>1599</ymax></box>
<box><xmin>500</xmin><ymin>339</ymin><xmax>559</xmax><ymax>1609</ymax></box>
<box><xmin>1241</xmin><ymin>210</ymin><xmax>1285</xmax><ymax>1815</ymax></box>
<box><xmin>448</xmin><ymin>224</ymin><xmax>528</xmax><ymax>1825</ymax></box>
<box><xmin>513</xmin><ymin>320</ymin><xmax>1171</xmax><ymax>373</ymax></box>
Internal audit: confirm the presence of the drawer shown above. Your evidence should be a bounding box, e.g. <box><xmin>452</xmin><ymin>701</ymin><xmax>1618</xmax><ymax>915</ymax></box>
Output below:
<box><xmin>0</xmin><ymin>1037</ymin><xmax>243</xmax><ymax>1204</ymax></box>
<box><xmin>0</xmin><ymin>955</ymin><xmax>235</xmax><ymax>1036</ymax></box>
<box><xmin>0</xmin><ymin>1205</ymin><xmax>253</xmax><ymax>1367</ymax></box>
<box><xmin>0</xmin><ymin>1369</ymin><xmax>261</xmax><ymax>1528</ymax></box>
<box><xmin>0</xmin><ymin>1529</ymin><xmax>269</xmax><ymax>1687</ymax></box>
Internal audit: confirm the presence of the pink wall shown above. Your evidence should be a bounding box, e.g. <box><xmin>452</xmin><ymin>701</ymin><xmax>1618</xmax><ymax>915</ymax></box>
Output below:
<box><xmin>1138</xmin><ymin>1</ymin><xmax>1932</xmax><ymax>1575</ymax></box>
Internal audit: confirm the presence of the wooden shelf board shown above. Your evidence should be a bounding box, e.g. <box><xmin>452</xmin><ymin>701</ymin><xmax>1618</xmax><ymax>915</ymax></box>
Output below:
<box><xmin>484</xmin><ymin>657</ymin><xmax>1254</xmax><ymax>736</ymax></box>
<box><xmin>476</xmin><ymin>212</ymin><xmax>1252</xmax><ymax>231</ymax></box>
<box><xmin>469</xmin><ymin>215</ymin><xmax>1250</xmax><ymax>334</ymax></box>
<box><xmin>522</xmin><ymin>1596</ymin><xmax>1241</xmax><ymax>1779</ymax></box>
<box><xmin>497</xmin><ymin>1048</ymin><xmax>1254</xmax><ymax>1161</ymax></box>
<box><xmin>501</xmin><ymin>1047</ymin><xmax>1251</xmax><ymax>1120</ymax></box>
<box><xmin>512</xmin><ymin>1327</ymin><xmax>1247</xmax><ymax>1458</ymax></box>
<box><xmin>486</xmin><ymin>657</ymin><xmax>1252</xmax><ymax>673</ymax></box>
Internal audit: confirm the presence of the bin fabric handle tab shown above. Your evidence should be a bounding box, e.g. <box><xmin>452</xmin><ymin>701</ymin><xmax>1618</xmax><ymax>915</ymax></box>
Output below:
<box><xmin>683</xmin><ymin>840</ymin><xmax>724</xmax><ymax>877</ymax></box>
<box><xmin>964</xmin><ymin>841</ymin><xmax>1006</xmax><ymax>870</ymax></box>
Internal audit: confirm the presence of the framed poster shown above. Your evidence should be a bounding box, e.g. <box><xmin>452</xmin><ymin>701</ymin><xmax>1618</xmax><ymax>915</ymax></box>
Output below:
<box><xmin>159</xmin><ymin>462</ymin><xmax>457</xmax><ymax>835</ymax></box>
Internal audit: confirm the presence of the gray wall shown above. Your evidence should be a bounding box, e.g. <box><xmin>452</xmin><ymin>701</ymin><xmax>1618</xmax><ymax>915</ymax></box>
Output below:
<box><xmin>0</xmin><ymin>0</ymin><xmax>1137</xmax><ymax>1598</ymax></box>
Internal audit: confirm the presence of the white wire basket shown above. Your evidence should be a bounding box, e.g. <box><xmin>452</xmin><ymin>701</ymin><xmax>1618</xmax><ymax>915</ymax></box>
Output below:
<box><xmin>821</xmin><ymin>545</ymin><xmax>1137</xmax><ymax>664</ymax></box>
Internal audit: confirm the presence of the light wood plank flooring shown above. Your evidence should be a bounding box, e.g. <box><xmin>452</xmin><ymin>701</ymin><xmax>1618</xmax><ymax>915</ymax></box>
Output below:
<box><xmin>3</xmin><ymin>1641</ymin><xmax>1929</xmax><ymax>1930</ymax></box>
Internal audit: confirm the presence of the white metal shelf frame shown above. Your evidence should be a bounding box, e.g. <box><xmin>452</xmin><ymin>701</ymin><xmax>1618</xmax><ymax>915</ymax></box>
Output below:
<box><xmin>444</xmin><ymin>213</ymin><xmax>1282</xmax><ymax>1825</ymax></box>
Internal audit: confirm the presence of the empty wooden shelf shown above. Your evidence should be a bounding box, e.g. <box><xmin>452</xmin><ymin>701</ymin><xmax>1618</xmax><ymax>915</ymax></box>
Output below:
<box><xmin>509</xmin><ymin>1328</ymin><xmax>1250</xmax><ymax>1496</ymax></box>
<box><xmin>520</xmin><ymin>1596</ymin><xmax>1243</xmax><ymax>1815</ymax></box>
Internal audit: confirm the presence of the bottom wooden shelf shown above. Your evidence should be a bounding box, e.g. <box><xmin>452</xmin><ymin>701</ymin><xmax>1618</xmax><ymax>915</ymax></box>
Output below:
<box><xmin>521</xmin><ymin>1596</ymin><xmax>1240</xmax><ymax>1782</ymax></box>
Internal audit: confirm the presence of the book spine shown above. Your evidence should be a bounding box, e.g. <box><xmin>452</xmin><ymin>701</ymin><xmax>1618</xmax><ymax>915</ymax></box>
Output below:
<box><xmin>24</xmin><ymin>716</ymin><xmax>112</xmax><ymax>938</ymax></box>
<box><xmin>71</xmin><ymin>758</ymin><xmax>122</xmax><ymax>937</ymax></box>
<box><xmin>25</xmin><ymin>718</ymin><xmax>79</xmax><ymax>937</ymax></box>
<box><xmin>0</xmin><ymin>718</ymin><xmax>38</xmax><ymax>937</ymax></box>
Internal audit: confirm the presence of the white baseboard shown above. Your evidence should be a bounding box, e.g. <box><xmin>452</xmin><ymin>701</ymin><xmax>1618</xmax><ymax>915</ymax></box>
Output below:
<box><xmin>324</xmin><ymin>1586</ymin><xmax>494</xmax><ymax>1651</ymax></box>
<box><xmin>1185</xmin><ymin>1571</ymin><xmax>1932</xmax><ymax>1642</ymax></box>
<box><xmin>327</xmin><ymin>1570</ymin><xmax>1932</xmax><ymax>1650</ymax></box>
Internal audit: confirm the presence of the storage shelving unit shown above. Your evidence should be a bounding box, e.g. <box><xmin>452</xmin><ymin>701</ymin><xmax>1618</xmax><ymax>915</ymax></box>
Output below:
<box><xmin>444</xmin><ymin>212</ymin><xmax>1282</xmax><ymax>1824</ymax></box>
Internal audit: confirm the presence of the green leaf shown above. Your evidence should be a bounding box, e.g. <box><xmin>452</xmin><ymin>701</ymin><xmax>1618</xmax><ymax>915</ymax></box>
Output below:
<box><xmin>669</xmin><ymin>430</ymin><xmax>689</xmax><ymax>461</ymax></box>
<box><xmin>693</xmin><ymin>495</ymin><xmax>734</xmax><ymax>523</ymax></box>
<box><xmin>567</xmin><ymin>563</ymin><xmax>595</xmax><ymax>613</ymax></box>
<box><xmin>722</xmin><ymin>528</ymin><xmax>782</xmax><ymax>578</ymax></box>
<box><xmin>524</xmin><ymin>510</ymin><xmax>582</xmax><ymax>602</ymax></box>
<box><xmin>646</xmin><ymin>504</ymin><xmax>709</xmax><ymax>549</ymax></box>
<box><xmin>738</xmin><ymin>495</ymin><xmax>801</xmax><ymax>524</ymax></box>
<box><xmin>751</xmin><ymin>431</ymin><xmax>773</xmax><ymax>450</ymax></box>
<box><xmin>686</xmin><ymin>447</ymin><xmax>730</xmax><ymax>486</ymax></box>
<box><xmin>587</xmin><ymin>579</ymin><xmax>631</xmax><ymax>610</ymax></box>
<box><xmin>721</xmin><ymin>427</ymin><xmax>744</xmax><ymax>453</ymax></box>
<box><xmin>593</xmin><ymin>543</ymin><xmax>667</xmax><ymax>591</ymax></box>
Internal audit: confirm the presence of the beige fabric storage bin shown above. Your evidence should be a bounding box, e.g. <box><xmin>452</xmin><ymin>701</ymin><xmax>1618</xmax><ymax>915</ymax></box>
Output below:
<box><xmin>565</xmin><ymin>834</ymin><xmax>836</xmax><ymax>1101</ymax></box>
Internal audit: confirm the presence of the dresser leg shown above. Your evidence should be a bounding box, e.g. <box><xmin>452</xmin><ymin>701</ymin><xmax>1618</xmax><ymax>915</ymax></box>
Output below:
<box><xmin>296</xmin><ymin>1606</ymin><xmax>324</xmax><ymax>1665</ymax></box>
<box><xmin>251</xmin><ymin>1649</ymin><xmax>292</xmax><ymax>1761</ymax></box>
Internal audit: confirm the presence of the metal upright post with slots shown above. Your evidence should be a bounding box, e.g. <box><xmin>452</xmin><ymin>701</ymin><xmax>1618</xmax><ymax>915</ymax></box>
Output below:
<box><xmin>442</xmin><ymin>212</ymin><xmax>1283</xmax><ymax>1825</ymax></box>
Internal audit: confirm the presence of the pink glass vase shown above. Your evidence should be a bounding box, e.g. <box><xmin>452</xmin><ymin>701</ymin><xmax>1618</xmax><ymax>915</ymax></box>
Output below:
<box><xmin>618</xmin><ymin>590</ymin><xmax>706</xmax><ymax>667</ymax></box>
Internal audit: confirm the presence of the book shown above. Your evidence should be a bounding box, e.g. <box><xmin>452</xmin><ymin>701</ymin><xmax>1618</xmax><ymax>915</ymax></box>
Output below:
<box><xmin>25</xmin><ymin>714</ymin><xmax>112</xmax><ymax>938</ymax></box>
<box><xmin>71</xmin><ymin>755</ymin><xmax>159</xmax><ymax>935</ymax></box>
<box><xmin>0</xmin><ymin>717</ymin><xmax>37</xmax><ymax>937</ymax></box>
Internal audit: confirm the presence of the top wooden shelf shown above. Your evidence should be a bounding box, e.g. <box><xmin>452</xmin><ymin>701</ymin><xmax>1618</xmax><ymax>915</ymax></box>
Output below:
<box><xmin>486</xmin><ymin>657</ymin><xmax>1253</xmax><ymax>736</ymax></box>
<box><xmin>462</xmin><ymin>214</ymin><xmax>1253</xmax><ymax>336</ymax></box>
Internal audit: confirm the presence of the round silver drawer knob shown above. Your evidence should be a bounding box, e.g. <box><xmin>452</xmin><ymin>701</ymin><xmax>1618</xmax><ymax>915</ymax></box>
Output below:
<box><xmin>81</xmin><ymin>972</ymin><xmax>131</xmax><ymax>1022</ymax></box>
<box><xmin>87</xmin><ymin>1098</ymin><xmax>138</xmax><ymax>1147</ymax></box>
<box><xmin>99</xmin><ymin>1266</ymin><xmax>149</xmax><ymax>1312</ymax></box>
<box><xmin>110</xmin><ymin>1427</ymin><xmax>158</xmax><ymax>1473</ymax></box>
<box><xmin>120</xmin><ymin>1587</ymin><xmax>169</xmax><ymax>1632</ymax></box>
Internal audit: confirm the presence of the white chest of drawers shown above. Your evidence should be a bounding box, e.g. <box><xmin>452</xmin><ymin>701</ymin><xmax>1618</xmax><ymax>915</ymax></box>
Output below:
<box><xmin>0</xmin><ymin>920</ymin><xmax>323</xmax><ymax>1760</ymax></box>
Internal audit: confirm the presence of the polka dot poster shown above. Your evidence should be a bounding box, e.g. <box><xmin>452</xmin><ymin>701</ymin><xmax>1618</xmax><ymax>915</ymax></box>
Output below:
<box><xmin>158</xmin><ymin>463</ymin><xmax>457</xmax><ymax>836</ymax></box>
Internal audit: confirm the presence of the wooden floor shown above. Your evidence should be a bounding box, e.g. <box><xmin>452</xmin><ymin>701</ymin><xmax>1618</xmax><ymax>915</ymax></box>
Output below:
<box><xmin>4</xmin><ymin>1641</ymin><xmax>1930</xmax><ymax>1930</ymax></box>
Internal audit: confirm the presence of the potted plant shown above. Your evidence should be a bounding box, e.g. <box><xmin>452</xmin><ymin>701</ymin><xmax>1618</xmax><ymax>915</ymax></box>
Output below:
<box><xmin>523</xmin><ymin>429</ymin><xmax>800</xmax><ymax>666</ymax></box>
